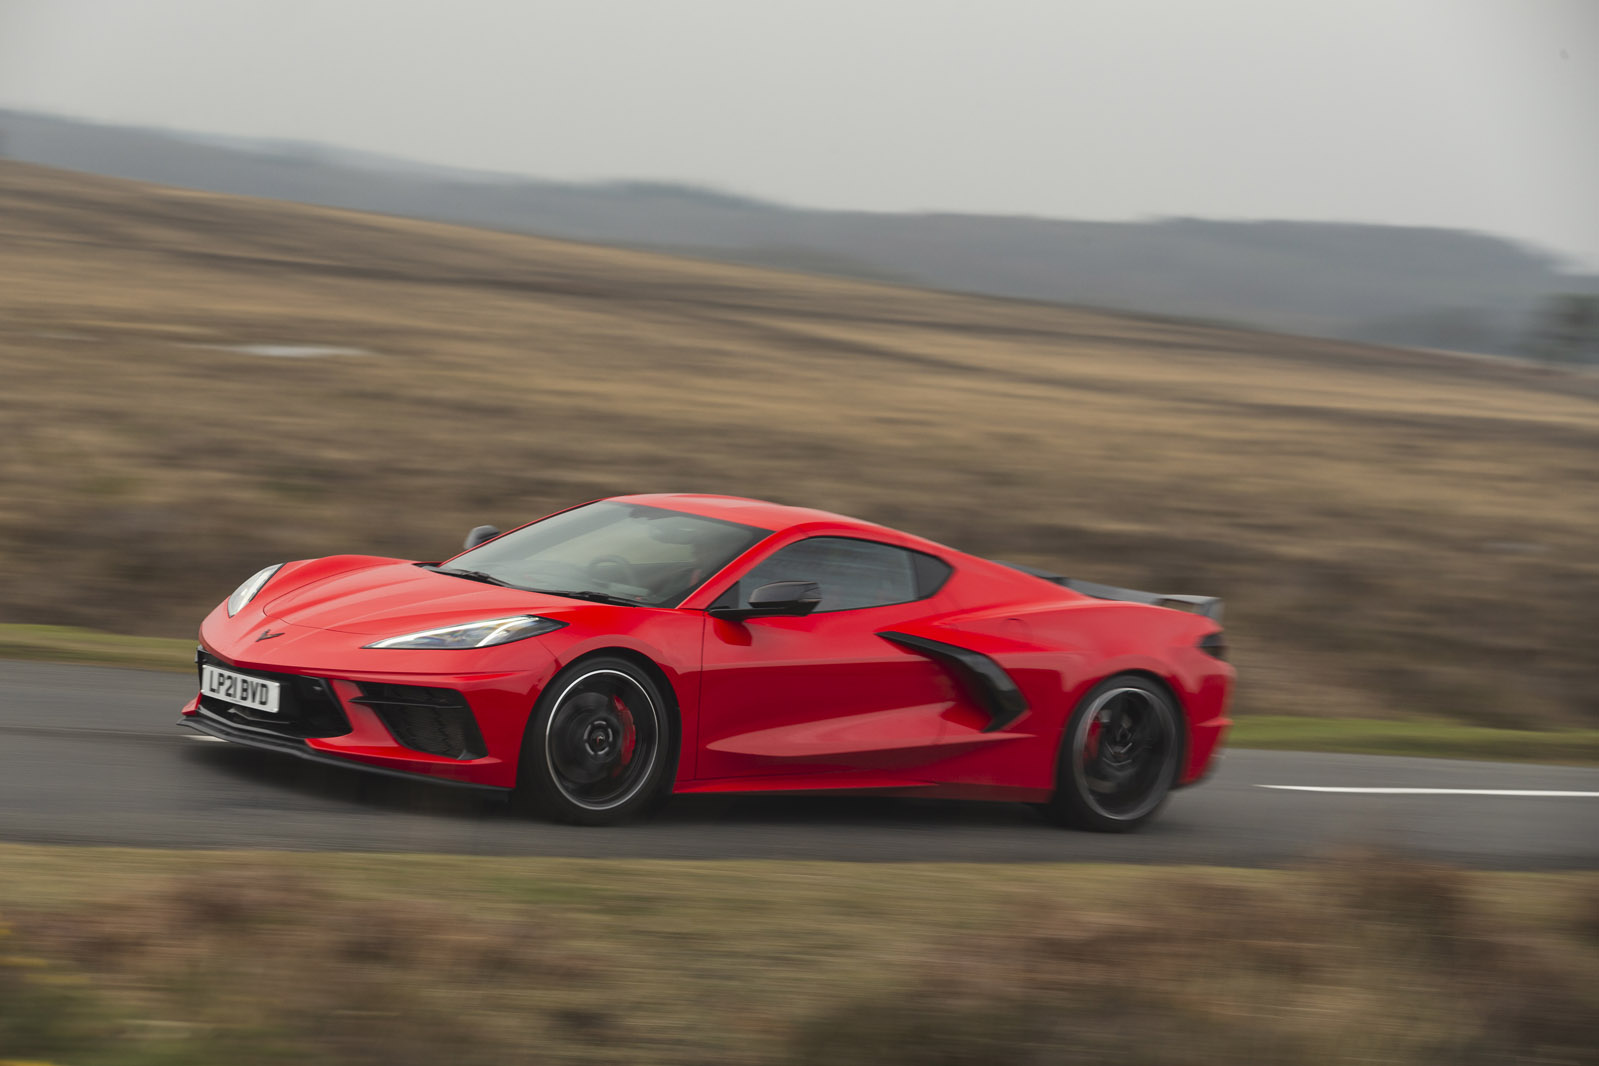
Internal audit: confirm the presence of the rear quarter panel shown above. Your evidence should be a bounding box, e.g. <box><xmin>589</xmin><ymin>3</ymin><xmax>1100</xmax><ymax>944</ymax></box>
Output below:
<box><xmin>891</xmin><ymin>596</ymin><xmax>1232</xmax><ymax>792</ymax></box>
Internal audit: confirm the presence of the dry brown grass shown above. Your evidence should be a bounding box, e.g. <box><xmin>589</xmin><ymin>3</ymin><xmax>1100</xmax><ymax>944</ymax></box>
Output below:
<box><xmin>1</xmin><ymin>847</ymin><xmax>1595</xmax><ymax>1065</ymax></box>
<box><xmin>1</xmin><ymin>161</ymin><xmax>1596</xmax><ymax>726</ymax></box>
<box><xmin>793</xmin><ymin>859</ymin><xmax>1599</xmax><ymax>1066</ymax></box>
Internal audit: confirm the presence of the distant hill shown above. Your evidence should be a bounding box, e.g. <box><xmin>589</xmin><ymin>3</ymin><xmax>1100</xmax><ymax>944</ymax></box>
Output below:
<box><xmin>3</xmin><ymin>108</ymin><xmax>1592</xmax><ymax>355</ymax></box>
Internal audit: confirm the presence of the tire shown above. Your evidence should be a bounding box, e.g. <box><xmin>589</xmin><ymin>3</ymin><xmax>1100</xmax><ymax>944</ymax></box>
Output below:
<box><xmin>1040</xmin><ymin>674</ymin><xmax>1182</xmax><ymax>833</ymax></box>
<box><xmin>514</xmin><ymin>656</ymin><xmax>675</xmax><ymax>826</ymax></box>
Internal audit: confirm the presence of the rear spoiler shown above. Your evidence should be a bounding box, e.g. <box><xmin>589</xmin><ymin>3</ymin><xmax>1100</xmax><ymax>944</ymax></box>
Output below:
<box><xmin>999</xmin><ymin>562</ymin><xmax>1224</xmax><ymax>622</ymax></box>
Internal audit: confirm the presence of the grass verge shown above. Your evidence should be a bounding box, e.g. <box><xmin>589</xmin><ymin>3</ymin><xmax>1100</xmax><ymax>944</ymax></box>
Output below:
<box><xmin>0</xmin><ymin>624</ymin><xmax>195</xmax><ymax>674</ymax></box>
<box><xmin>0</xmin><ymin>845</ymin><xmax>1594</xmax><ymax>1065</ymax></box>
<box><xmin>1229</xmin><ymin>715</ymin><xmax>1599</xmax><ymax>765</ymax></box>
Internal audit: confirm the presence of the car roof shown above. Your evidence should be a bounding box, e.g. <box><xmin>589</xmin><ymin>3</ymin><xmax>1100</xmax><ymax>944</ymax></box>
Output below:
<box><xmin>610</xmin><ymin>493</ymin><xmax>907</xmax><ymax>541</ymax></box>
<box><xmin>608</xmin><ymin>493</ymin><xmax>1062</xmax><ymax>605</ymax></box>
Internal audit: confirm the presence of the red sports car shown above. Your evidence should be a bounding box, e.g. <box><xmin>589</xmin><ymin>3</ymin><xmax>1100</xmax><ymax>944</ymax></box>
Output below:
<box><xmin>182</xmin><ymin>494</ymin><xmax>1232</xmax><ymax>830</ymax></box>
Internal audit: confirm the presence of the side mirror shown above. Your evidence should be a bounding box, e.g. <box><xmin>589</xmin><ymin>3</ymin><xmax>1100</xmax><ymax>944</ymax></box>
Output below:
<box><xmin>709</xmin><ymin>580</ymin><xmax>822</xmax><ymax>621</ymax></box>
<box><xmin>463</xmin><ymin>525</ymin><xmax>501</xmax><ymax>550</ymax></box>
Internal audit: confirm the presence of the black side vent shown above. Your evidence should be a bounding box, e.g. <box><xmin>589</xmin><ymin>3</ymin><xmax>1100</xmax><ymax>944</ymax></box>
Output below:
<box><xmin>352</xmin><ymin>683</ymin><xmax>486</xmax><ymax>761</ymax></box>
<box><xmin>877</xmin><ymin>631</ymin><xmax>1029</xmax><ymax>733</ymax></box>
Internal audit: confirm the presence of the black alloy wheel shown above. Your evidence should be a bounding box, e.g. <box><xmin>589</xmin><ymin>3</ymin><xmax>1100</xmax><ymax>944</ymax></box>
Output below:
<box><xmin>1041</xmin><ymin>674</ymin><xmax>1182</xmax><ymax>832</ymax></box>
<box><xmin>516</xmin><ymin>656</ymin><xmax>674</xmax><ymax>825</ymax></box>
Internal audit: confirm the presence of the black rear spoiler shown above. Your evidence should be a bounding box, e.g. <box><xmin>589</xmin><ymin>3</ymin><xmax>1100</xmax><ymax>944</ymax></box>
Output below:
<box><xmin>999</xmin><ymin>562</ymin><xmax>1224</xmax><ymax>622</ymax></box>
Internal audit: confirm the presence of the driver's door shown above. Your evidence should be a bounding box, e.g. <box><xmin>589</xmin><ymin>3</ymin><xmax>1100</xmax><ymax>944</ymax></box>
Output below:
<box><xmin>694</xmin><ymin>537</ymin><xmax>975</xmax><ymax>781</ymax></box>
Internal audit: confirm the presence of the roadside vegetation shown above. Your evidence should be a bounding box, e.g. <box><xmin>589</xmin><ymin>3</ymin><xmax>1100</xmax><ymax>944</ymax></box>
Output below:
<box><xmin>2</xmin><ymin>162</ymin><xmax>1596</xmax><ymax>734</ymax></box>
<box><xmin>1233</xmin><ymin>714</ymin><xmax>1599</xmax><ymax>765</ymax></box>
<box><xmin>0</xmin><ymin>846</ymin><xmax>1594</xmax><ymax>1065</ymax></box>
<box><xmin>0</xmin><ymin>624</ymin><xmax>195</xmax><ymax>674</ymax></box>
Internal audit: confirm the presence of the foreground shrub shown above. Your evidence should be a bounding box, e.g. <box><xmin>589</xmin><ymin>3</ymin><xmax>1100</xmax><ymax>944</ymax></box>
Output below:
<box><xmin>789</xmin><ymin>857</ymin><xmax>1599</xmax><ymax>1066</ymax></box>
<box><xmin>2</xmin><ymin>857</ymin><xmax>1595</xmax><ymax>1065</ymax></box>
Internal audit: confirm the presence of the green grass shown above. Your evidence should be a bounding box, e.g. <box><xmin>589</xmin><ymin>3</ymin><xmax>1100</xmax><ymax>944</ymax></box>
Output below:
<box><xmin>0</xmin><ymin>623</ymin><xmax>195</xmax><ymax>673</ymax></box>
<box><xmin>1231</xmin><ymin>715</ymin><xmax>1599</xmax><ymax>765</ymax></box>
<box><xmin>0</xmin><ymin>846</ymin><xmax>1594</xmax><ymax>1066</ymax></box>
<box><xmin>3</xmin><ymin>624</ymin><xmax>1597</xmax><ymax>764</ymax></box>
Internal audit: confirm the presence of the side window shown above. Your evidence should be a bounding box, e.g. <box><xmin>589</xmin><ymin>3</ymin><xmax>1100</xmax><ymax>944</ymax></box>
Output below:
<box><xmin>737</xmin><ymin>537</ymin><xmax>946</xmax><ymax>612</ymax></box>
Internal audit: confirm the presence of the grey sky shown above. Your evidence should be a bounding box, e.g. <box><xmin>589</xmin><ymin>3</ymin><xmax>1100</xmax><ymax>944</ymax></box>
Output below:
<box><xmin>2</xmin><ymin>0</ymin><xmax>1595</xmax><ymax>267</ymax></box>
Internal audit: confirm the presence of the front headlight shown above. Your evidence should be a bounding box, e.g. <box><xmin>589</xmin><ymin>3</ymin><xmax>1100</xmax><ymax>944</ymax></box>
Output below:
<box><xmin>364</xmin><ymin>615</ymin><xmax>566</xmax><ymax>650</ymax></box>
<box><xmin>226</xmin><ymin>564</ymin><xmax>284</xmax><ymax>617</ymax></box>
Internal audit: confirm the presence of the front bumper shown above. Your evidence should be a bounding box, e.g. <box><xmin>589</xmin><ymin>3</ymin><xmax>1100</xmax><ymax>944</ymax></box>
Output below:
<box><xmin>181</xmin><ymin>630</ymin><xmax>559</xmax><ymax>789</ymax></box>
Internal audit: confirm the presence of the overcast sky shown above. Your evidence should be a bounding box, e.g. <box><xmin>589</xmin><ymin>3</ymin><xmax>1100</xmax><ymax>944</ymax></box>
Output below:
<box><xmin>2</xmin><ymin>0</ymin><xmax>1595</xmax><ymax>266</ymax></box>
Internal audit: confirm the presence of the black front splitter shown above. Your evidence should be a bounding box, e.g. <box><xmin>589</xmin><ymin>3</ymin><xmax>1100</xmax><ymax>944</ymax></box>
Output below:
<box><xmin>177</xmin><ymin>712</ymin><xmax>510</xmax><ymax>795</ymax></box>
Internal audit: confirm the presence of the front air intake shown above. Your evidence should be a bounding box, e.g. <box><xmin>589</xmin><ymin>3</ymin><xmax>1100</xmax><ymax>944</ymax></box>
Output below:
<box><xmin>196</xmin><ymin>652</ymin><xmax>351</xmax><ymax>739</ymax></box>
<box><xmin>352</xmin><ymin>682</ymin><xmax>487</xmax><ymax>760</ymax></box>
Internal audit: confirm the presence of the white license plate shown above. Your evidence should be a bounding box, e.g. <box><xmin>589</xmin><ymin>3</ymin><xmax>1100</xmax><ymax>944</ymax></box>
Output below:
<box><xmin>202</xmin><ymin>665</ymin><xmax>281</xmax><ymax>714</ymax></box>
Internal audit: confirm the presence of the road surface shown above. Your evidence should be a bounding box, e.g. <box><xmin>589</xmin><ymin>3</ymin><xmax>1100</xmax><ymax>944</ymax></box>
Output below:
<box><xmin>1</xmin><ymin>661</ymin><xmax>1594</xmax><ymax>868</ymax></box>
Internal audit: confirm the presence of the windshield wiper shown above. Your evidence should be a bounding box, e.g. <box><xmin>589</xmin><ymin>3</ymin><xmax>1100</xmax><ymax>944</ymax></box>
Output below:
<box><xmin>533</xmin><ymin>588</ymin><xmax>647</xmax><ymax>607</ymax></box>
<box><xmin>425</xmin><ymin>565</ymin><xmax>518</xmax><ymax>588</ymax></box>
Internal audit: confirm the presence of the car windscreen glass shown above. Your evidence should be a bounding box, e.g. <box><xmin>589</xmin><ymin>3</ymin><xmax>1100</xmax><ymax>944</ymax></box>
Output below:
<box><xmin>444</xmin><ymin>502</ymin><xmax>770</xmax><ymax>607</ymax></box>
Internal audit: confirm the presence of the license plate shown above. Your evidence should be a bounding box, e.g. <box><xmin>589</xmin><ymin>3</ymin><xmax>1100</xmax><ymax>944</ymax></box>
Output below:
<box><xmin>202</xmin><ymin>665</ymin><xmax>281</xmax><ymax>714</ymax></box>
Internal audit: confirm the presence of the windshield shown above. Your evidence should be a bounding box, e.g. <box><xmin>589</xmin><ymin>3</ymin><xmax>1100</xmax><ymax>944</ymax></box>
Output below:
<box><xmin>442</xmin><ymin>502</ymin><xmax>770</xmax><ymax>607</ymax></box>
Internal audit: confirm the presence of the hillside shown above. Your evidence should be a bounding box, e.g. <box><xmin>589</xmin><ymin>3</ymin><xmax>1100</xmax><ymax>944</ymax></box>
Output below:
<box><xmin>4</xmin><ymin>108</ymin><xmax>1593</xmax><ymax>357</ymax></box>
<box><xmin>1</xmin><ymin>161</ymin><xmax>1596</xmax><ymax>727</ymax></box>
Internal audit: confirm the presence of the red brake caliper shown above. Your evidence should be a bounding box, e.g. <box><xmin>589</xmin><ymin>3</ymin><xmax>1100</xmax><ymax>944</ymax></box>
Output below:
<box><xmin>611</xmin><ymin>694</ymin><xmax>637</xmax><ymax>775</ymax></box>
<box><xmin>1084</xmin><ymin>715</ymin><xmax>1102</xmax><ymax>761</ymax></box>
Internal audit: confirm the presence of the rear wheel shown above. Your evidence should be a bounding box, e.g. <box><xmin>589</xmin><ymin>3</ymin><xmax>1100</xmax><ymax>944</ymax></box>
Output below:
<box><xmin>1041</xmin><ymin>674</ymin><xmax>1181</xmax><ymax>832</ymax></box>
<box><xmin>515</xmin><ymin>656</ymin><xmax>674</xmax><ymax>826</ymax></box>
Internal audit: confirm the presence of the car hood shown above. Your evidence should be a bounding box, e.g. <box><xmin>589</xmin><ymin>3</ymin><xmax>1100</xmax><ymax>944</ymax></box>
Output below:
<box><xmin>259</xmin><ymin>560</ymin><xmax>589</xmax><ymax>635</ymax></box>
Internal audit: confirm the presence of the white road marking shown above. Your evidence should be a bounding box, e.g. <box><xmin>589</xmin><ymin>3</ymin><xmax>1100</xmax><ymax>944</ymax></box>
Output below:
<box><xmin>1258</xmin><ymin>785</ymin><xmax>1599</xmax><ymax>797</ymax></box>
<box><xmin>186</xmin><ymin>734</ymin><xmax>226</xmax><ymax>743</ymax></box>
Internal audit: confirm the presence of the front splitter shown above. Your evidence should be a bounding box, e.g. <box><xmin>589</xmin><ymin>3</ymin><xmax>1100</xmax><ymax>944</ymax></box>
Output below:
<box><xmin>178</xmin><ymin>711</ymin><xmax>510</xmax><ymax>794</ymax></box>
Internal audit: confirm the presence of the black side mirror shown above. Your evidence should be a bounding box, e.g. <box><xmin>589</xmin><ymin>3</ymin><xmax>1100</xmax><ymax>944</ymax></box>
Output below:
<box><xmin>463</xmin><ymin>525</ymin><xmax>501</xmax><ymax>550</ymax></box>
<box><xmin>709</xmin><ymin>580</ymin><xmax>822</xmax><ymax>621</ymax></box>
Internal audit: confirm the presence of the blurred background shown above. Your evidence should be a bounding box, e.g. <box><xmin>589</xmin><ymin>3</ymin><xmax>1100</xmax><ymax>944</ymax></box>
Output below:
<box><xmin>0</xmin><ymin>2</ymin><xmax>1596</xmax><ymax>1063</ymax></box>
<box><xmin>1</xmin><ymin>0</ymin><xmax>1595</xmax><ymax>728</ymax></box>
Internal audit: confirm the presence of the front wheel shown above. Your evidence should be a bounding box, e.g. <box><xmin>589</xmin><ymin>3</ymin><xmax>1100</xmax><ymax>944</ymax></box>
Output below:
<box><xmin>514</xmin><ymin>656</ymin><xmax>675</xmax><ymax>826</ymax></box>
<box><xmin>1040</xmin><ymin>675</ymin><xmax>1182</xmax><ymax>833</ymax></box>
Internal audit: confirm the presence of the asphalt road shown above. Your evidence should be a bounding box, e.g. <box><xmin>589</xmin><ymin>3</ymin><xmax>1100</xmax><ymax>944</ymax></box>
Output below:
<box><xmin>1</xmin><ymin>661</ymin><xmax>1595</xmax><ymax>869</ymax></box>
